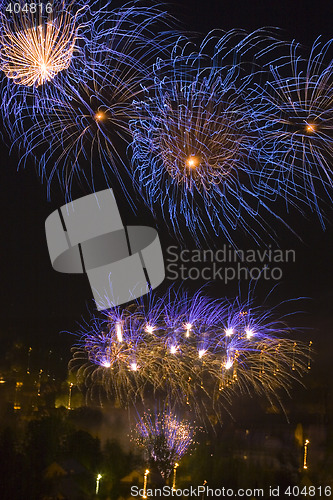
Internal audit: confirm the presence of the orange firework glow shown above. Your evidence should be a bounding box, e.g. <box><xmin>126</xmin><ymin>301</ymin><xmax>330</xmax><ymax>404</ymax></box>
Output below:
<box><xmin>0</xmin><ymin>4</ymin><xmax>80</xmax><ymax>86</ymax></box>
<box><xmin>186</xmin><ymin>155</ymin><xmax>201</xmax><ymax>169</ymax></box>
<box><xmin>305</xmin><ymin>122</ymin><xmax>317</xmax><ymax>134</ymax></box>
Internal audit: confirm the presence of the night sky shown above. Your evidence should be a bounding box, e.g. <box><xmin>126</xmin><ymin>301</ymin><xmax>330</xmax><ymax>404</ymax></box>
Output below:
<box><xmin>0</xmin><ymin>0</ymin><xmax>332</xmax><ymax>368</ymax></box>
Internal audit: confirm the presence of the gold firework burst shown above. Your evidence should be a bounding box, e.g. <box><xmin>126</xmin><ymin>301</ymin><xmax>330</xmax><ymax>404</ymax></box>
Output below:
<box><xmin>0</xmin><ymin>3</ymin><xmax>80</xmax><ymax>86</ymax></box>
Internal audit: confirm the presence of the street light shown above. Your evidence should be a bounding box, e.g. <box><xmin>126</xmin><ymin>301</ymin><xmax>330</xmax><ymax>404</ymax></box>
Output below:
<box><xmin>202</xmin><ymin>480</ymin><xmax>207</xmax><ymax>499</ymax></box>
<box><xmin>303</xmin><ymin>439</ymin><xmax>310</xmax><ymax>469</ymax></box>
<box><xmin>172</xmin><ymin>463</ymin><xmax>179</xmax><ymax>491</ymax></box>
<box><xmin>37</xmin><ymin>369</ymin><xmax>43</xmax><ymax>396</ymax></box>
<box><xmin>142</xmin><ymin>469</ymin><xmax>149</xmax><ymax>499</ymax></box>
<box><xmin>27</xmin><ymin>347</ymin><xmax>32</xmax><ymax>374</ymax></box>
<box><xmin>67</xmin><ymin>383</ymin><xmax>73</xmax><ymax>410</ymax></box>
<box><xmin>96</xmin><ymin>473</ymin><xmax>102</xmax><ymax>494</ymax></box>
<box><xmin>14</xmin><ymin>381</ymin><xmax>23</xmax><ymax>410</ymax></box>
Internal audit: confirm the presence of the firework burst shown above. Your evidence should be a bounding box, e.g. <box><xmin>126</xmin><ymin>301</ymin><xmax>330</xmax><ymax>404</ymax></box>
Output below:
<box><xmin>0</xmin><ymin>2</ymin><xmax>175</xmax><ymax>200</ymax></box>
<box><xmin>0</xmin><ymin>0</ymin><xmax>81</xmax><ymax>87</ymax></box>
<box><xmin>69</xmin><ymin>287</ymin><xmax>310</xmax><ymax>422</ymax></box>
<box><xmin>0</xmin><ymin>0</ymin><xmax>94</xmax><ymax>92</ymax></box>
<box><xmin>130</xmin><ymin>31</ymin><xmax>292</xmax><ymax>246</ymax></box>
<box><xmin>134</xmin><ymin>409</ymin><xmax>194</xmax><ymax>478</ymax></box>
<box><xmin>248</xmin><ymin>38</ymin><xmax>333</xmax><ymax>221</ymax></box>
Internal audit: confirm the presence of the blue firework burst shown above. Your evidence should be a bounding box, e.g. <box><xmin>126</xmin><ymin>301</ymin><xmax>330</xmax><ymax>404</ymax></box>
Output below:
<box><xmin>129</xmin><ymin>31</ymin><xmax>295</xmax><ymax>246</ymax></box>
<box><xmin>248</xmin><ymin>38</ymin><xmax>333</xmax><ymax>223</ymax></box>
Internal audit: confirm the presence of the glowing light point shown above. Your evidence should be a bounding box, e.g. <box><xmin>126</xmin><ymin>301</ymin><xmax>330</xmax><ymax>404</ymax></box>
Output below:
<box><xmin>96</xmin><ymin>473</ymin><xmax>102</xmax><ymax>494</ymax></box>
<box><xmin>245</xmin><ymin>328</ymin><xmax>254</xmax><ymax>339</ymax></box>
<box><xmin>101</xmin><ymin>360</ymin><xmax>111</xmax><ymax>368</ymax></box>
<box><xmin>116</xmin><ymin>322</ymin><xmax>123</xmax><ymax>343</ymax></box>
<box><xmin>186</xmin><ymin>155</ymin><xmax>200</xmax><ymax>169</ymax></box>
<box><xmin>225</xmin><ymin>358</ymin><xmax>233</xmax><ymax>370</ymax></box>
<box><xmin>170</xmin><ymin>345</ymin><xmax>178</xmax><ymax>354</ymax></box>
<box><xmin>40</xmin><ymin>63</ymin><xmax>48</xmax><ymax>77</ymax></box>
<box><xmin>198</xmin><ymin>349</ymin><xmax>207</xmax><ymax>359</ymax></box>
<box><xmin>305</xmin><ymin>122</ymin><xmax>317</xmax><ymax>134</ymax></box>
<box><xmin>95</xmin><ymin>110</ymin><xmax>106</xmax><ymax>122</ymax></box>
<box><xmin>225</xmin><ymin>328</ymin><xmax>234</xmax><ymax>337</ymax></box>
<box><xmin>184</xmin><ymin>323</ymin><xmax>192</xmax><ymax>337</ymax></box>
<box><xmin>130</xmin><ymin>362</ymin><xmax>138</xmax><ymax>372</ymax></box>
<box><xmin>145</xmin><ymin>324</ymin><xmax>155</xmax><ymax>334</ymax></box>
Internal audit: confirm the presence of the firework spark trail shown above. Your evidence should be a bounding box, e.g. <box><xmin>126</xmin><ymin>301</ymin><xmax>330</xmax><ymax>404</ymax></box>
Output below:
<box><xmin>69</xmin><ymin>288</ymin><xmax>310</xmax><ymax>422</ymax></box>
<box><xmin>134</xmin><ymin>409</ymin><xmax>195</xmax><ymax>478</ymax></box>
<box><xmin>247</xmin><ymin>38</ymin><xmax>333</xmax><ymax>223</ymax></box>
<box><xmin>6</xmin><ymin>56</ymin><xmax>146</xmax><ymax>201</ymax></box>
<box><xmin>130</xmin><ymin>30</ymin><xmax>297</xmax><ymax>246</ymax></box>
